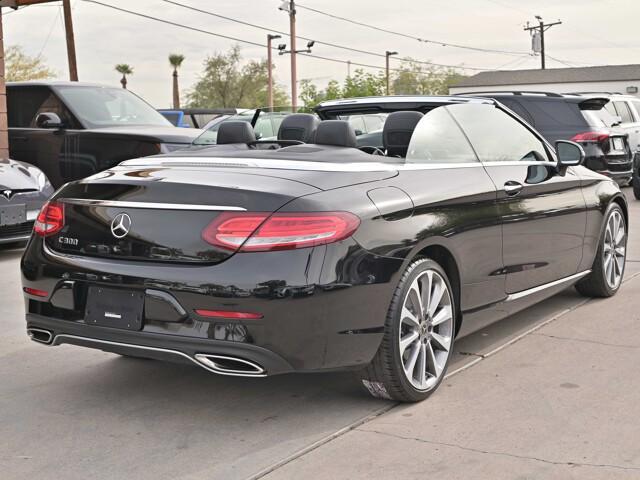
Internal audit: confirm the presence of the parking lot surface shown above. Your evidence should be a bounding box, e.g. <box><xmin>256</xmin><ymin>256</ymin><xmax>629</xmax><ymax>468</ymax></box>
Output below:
<box><xmin>1</xmin><ymin>189</ymin><xmax>639</xmax><ymax>480</ymax></box>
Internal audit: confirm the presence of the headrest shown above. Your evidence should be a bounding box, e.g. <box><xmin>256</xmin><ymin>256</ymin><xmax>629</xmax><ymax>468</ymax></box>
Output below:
<box><xmin>277</xmin><ymin>114</ymin><xmax>320</xmax><ymax>143</ymax></box>
<box><xmin>383</xmin><ymin>111</ymin><xmax>424</xmax><ymax>157</ymax></box>
<box><xmin>314</xmin><ymin>120</ymin><xmax>357</xmax><ymax>148</ymax></box>
<box><xmin>216</xmin><ymin>121</ymin><xmax>256</xmax><ymax>145</ymax></box>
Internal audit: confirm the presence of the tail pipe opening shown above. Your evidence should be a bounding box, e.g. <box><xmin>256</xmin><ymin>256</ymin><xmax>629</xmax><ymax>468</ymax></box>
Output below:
<box><xmin>194</xmin><ymin>354</ymin><xmax>266</xmax><ymax>377</ymax></box>
<box><xmin>27</xmin><ymin>328</ymin><xmax>53</xmax><ymax>345</ymax></box>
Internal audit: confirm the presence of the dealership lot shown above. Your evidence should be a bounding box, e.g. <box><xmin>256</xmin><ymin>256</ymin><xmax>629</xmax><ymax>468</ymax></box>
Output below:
<box><xmin>0</xmin><ymin>189</ymin><xmax>637</xmax><ymax>480</ymax></box>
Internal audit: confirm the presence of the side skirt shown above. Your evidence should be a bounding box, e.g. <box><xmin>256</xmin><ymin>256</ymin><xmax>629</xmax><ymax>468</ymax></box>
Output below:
<box><xmin>458</xmin><ymin>270</ymin><xmax>591</xmax><ymax>338</ymax></box>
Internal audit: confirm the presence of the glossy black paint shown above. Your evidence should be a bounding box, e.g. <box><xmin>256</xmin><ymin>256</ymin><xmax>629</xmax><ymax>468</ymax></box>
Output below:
<box><xmin>21</xmin><ymin>97</ymin><xmax>627</xmax><ymax>375</ymax></box>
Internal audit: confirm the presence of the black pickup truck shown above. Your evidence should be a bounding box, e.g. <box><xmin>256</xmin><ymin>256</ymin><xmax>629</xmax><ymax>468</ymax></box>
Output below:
<box><xmin>8</xmin><ymin>81</ymin><xmax>200</xmax><ymax>188</ymax></box>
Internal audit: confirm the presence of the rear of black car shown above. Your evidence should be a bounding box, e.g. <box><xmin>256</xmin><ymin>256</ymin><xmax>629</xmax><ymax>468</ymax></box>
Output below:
<box><xmin>469</xmin><ymin>93</ymin><xmax>633</xmax><ymax>185</ymax></box>
<box><xmin>20</xmin><ymin>161</ymin><xmax>401</xmax><ymax>376</ymax></box>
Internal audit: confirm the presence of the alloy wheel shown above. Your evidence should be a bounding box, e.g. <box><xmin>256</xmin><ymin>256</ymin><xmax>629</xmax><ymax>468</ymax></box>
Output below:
<box><xmin>603</xmin><ymin>209</ymin><xmax>626</xmax><ymax>290</ymax></box>
<box><xmin>399</xmin><ymin>269</ymin><xmax>454</xmax><ymax>391</ymax></box>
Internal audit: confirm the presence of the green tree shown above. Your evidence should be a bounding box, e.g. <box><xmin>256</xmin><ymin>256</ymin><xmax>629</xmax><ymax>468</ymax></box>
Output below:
<box><xmin>115</xmin><ymin>64</ymin><xmax>133</xmax><ymax>89</ymax></box>
<box><xmin>169</xmin><ymin>53</ymin><xmax>185</xmax><ymax>109</ymax></box>
<box><xmin>392</xmin><ymin>60</ymin><xmax>467</xmax><ymax>95</ymax></box>
<box><xmin>186</xmin><ymin>45</ymin><xmax>288</xmax><ymax>108</ymax></box>
<box><xmin>299</xmin><ymin>70</ymin><xmax>385</xmax><ymax>110</ymax></box>
<box><xmin>343</xmin><ymin>69</ymin><xmax>386</xmax><ymax>98</ymax></box>
<box><xmin>5</xmin><ymin>45</ymin><xmax>55</xmax><ymax>82</ymax></box>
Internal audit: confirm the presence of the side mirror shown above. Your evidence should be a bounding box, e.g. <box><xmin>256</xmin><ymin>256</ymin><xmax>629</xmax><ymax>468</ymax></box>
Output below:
<box><xmin>611</xmin><ymin>115</ymin><xmax>623</xmax><ymax>127</ymax></box>
<box><xmin>556</xmin><ymin>140</ymin><xmax>584</xmax><ymax>167</ymax></box>
<box><xmin>35</xmin><ymin>112</ymin><xmax>64</xmax><ymax>129</ymax></box>
<box><xmin>354</xmin><ymin>129</ymin><xmax>364</xmax><ymax>136</ymax></box>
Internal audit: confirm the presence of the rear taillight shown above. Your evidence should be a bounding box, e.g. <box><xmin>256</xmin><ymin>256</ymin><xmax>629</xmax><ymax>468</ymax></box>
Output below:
<box><xmin>23</xmin><ymin>287</ymin><xmax>49</xmax><ymax>298</ymax></box>
<box><xmin>571</xmin><ymin>131</ymin><xmax>610</xmax><ymax>143</ymax></box>
<box><xmin>34</xmin><ymin>201</ymin><xmax>65</xmax><ymax>237</ymax></box>
<box><xmin>202</xmin><ymin>212</ymin><xmax>360</xmax><ymax>252</ymax></box>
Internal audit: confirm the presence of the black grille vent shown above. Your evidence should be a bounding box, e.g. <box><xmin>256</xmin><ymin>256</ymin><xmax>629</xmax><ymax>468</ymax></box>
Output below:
<box><xmin>0</xmin><ymin>221</ymin><xmax>33</xmax><ymax>238</ymax></box>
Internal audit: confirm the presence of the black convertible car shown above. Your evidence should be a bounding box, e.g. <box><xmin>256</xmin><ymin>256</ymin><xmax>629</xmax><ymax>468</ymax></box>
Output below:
<box><xmin>21</xmin><ymin>96</ymin><xmax>627</xmax><ymax>402</ymax></box>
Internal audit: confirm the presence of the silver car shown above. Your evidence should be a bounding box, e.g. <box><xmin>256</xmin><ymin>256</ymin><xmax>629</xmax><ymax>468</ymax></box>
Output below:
<box><xmin>0</xmin><ymin>159</ymin><xmax>54</xmax><ymax>244</ymax></box>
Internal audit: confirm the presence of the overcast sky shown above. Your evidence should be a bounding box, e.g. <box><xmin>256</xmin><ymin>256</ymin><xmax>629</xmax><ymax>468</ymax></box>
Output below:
<box><xmin>4</xmin><ymin>0</ymin><xmax>640</xmax><ymax>107</ymax></box>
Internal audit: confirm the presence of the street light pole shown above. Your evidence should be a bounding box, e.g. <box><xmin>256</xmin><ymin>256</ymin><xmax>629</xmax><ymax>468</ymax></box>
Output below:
<box><xmin>385</xmin><ymin>51</ymin><xmax>398</xmax><ymax>95</ymax></box>
<box><xmin>267</xmin><ymin>34</ymin><xmax>281</xmax><ymax>110</ymax></box>
<box><xmin>0</xmin><ymin>8</ymin><xmax>8</xmax><ymax>160</ymax></box>
<box><xmin>288</xmin><ymin>0</ymin><xmax>297</xmax><ymax>111</ymax></box>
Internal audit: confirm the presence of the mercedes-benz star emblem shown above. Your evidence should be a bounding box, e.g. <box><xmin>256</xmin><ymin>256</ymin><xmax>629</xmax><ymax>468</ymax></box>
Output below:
<box><xmin>110</xmin><ymin>213</ymin><xmax>132</xmax><ymax>239</ymax></box>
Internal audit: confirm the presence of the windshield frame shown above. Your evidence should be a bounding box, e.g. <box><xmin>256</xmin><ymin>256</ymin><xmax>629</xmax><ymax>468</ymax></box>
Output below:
<box><xmin>52</xmin><ymin>85</ymin><xmax>172</xmax><ymax>129</ymax></box>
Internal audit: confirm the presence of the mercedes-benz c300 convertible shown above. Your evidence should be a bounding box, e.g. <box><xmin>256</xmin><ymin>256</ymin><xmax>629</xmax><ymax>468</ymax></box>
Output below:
<box><xmin>21</xmin><ymin>96</ymin><xmax>627</xmax><ymax>402</ymax></box>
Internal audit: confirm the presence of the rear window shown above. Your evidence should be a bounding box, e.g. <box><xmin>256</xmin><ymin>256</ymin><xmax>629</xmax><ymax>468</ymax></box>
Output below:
<box><xmin>516</xmin><ymin>99</ymin><xmax>588</xmax><ymax>129</ymax></box>
<box><xmin>581</xmin><ymin>108</ymin><xmax>620</xmax><ymax>128</ymax></box>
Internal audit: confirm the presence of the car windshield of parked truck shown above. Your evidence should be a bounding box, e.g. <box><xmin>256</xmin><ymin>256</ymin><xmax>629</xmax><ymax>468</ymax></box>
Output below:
<box><xmin>55</xmin><ymin>86</ymin><xmax>172</xmax><ymax>128</ymax></box>
<box><xmin>193</xmin><ymin>108</ymin><xmax>294</xmax><ymax>145</ymax></box>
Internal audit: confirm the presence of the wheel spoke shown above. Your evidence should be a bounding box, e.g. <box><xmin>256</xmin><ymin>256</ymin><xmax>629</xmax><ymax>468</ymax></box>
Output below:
<box><xmin>431</xmin><ymin>332</ymin><xmax>451</xmax><ymax>352</ymax></box>
<box><xmin>420</xmin><ymin>271</ymin><xmax>433</xmax><ymax>318</ymax></box>
<box><xmin>432</xmin><ymin>304</ymin><xmax>452</xmax><ymax>326</ymax></box>
<box><xmin>426</xmin><ymin>342</ymin><xmax>442</xmax><ymax>377</ymax></box>
<box><xmin>428</xmin><ymin>279</ymin><xmax>445</xmax><ymax>317</ymax></box>
<box><xmin>399</xmin><ymin>331</ymin><xmax>419</xmax><ymax>355</ymax></box>
<box><xmin>404</xmin><ymin>343</ymin><xmax>420</xmax><ymax>378</ymax></box>
<box><xmin>416</xmin><ymin>344</ymin><xmax>427</xmax><ymax>388</ymax></box>
<box><xmin>401</xmin><ymin>306</ymin><xmax>420</xmax><ymax>328</ymax></box>
<box><xmin>408</xmin><ymin>281</ymin><xmax>424</xmax><ymax>321</ymax></box>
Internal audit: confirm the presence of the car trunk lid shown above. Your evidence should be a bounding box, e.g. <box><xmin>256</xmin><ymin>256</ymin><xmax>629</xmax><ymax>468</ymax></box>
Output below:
<box><xmin>45</xmin><ymin>162</ymin><xmax>396</xmax><ymax>264</ymax></box>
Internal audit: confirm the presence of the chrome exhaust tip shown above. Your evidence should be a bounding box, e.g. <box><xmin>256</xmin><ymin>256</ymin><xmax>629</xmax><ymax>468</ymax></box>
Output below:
<box><xmin>27</xmin><ymin>328</ymin><xmax>53</xmax><ymax>345</ymax></box>
<box><xmin>194</xmin><ymin>354</ymin><xmax>266</xmax><ymax>377</ymax></box>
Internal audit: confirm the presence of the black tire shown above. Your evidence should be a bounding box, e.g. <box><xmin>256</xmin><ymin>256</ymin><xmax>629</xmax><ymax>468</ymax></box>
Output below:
<box><xmin>633</xmin><ymin>177</ymin><xmax>640</xmax><ymax>200</ymax></box>
<box><xmin>576</xmin><ymin>203</ymin><xmax>626</xmax><ymax>298</ymax></box>
<box><xmin>358</xmin><ymin>258</ymin><xmax>456</xmax><ymax>402</ymax></box>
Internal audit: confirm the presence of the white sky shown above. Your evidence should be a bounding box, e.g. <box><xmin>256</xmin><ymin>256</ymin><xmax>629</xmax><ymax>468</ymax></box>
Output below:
<box><xmin>4</xmin><ymin>0</ymin><xmax>640</xmax><ymax>107</ymax></box>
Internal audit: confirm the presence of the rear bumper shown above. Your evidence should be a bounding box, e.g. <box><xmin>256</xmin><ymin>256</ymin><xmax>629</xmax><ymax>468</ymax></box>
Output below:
<box><xmin>21</xmin><ymin>237</ymin><xmax>402</xmax><ymax>375</ymax></box>
<box><xmin>26</xmin><ymin>313</ymin><xmax>293</xmax><ymax>376</ymax></box>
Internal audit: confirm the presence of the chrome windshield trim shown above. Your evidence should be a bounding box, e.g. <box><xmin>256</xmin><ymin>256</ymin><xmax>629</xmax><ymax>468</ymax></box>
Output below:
<box><xmin>506</xmin><ymin>270</ymin><xmax>591</xmax><ymax>302</ymax></box>
<box><xmin>59</xmin><ymin>198</ymin><xmax>246</xmax><ymax>211</ymax></box>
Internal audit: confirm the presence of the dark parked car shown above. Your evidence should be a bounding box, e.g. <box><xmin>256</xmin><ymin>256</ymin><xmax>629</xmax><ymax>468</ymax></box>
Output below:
<box><xmin>158</xmin><ymin>108</ymin><xmax>237</xmax><ymax>128</ymax></box>
<box><xmin>22</xmin><ymin>96</ymin><xmax>627</xmax><ymax>402</ymax></box>
<box><xmin>455</xmin><ymin>92</ymin><xmax>633</xmax><ymax>186</ymax></box>
<box><xmin>1</xmin><ymin>158</ymin><xmax>53</xmax><ymax>245</ymax></box>
<box><xmin>8</xmin><ymin>81</ymin><xmax>201</xmax><ymax>188</ymax></box>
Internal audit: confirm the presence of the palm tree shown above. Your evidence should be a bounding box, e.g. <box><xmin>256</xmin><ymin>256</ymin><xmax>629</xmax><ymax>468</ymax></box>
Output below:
<box><xmin>115</xmin><ymin>64</ymin><xmax>133</xmax><ymax>89</ymax></box>
<box><xmin>169</xmin><ymin>54</ymin><xmax>185</xmax><ymax>109</ymax></box>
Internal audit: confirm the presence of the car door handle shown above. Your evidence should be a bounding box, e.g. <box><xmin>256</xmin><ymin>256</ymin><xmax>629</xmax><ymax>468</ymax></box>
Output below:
<box><xmin>504</xmin><ymin>181</ymin><xmax>523</xmax><ymax>196</ymax></box>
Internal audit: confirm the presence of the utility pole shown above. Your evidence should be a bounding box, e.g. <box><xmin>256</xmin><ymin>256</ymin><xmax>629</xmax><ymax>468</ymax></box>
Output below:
<box><xmin>0</xmin><ymin>8</ymin><xmax>7</xmax><ymax>160</ymax></box>
<box><xmin>524</xmin><ymin>16</ymin><xmax>562</xmax><ymax>70</ymax></box>
<box><xmin>385</xmin><ymin>51</ymin><xmax>398</xmax><ymax>95</ymax></box>
<box><xmin>267</xmin><ymin>34</ymin><xmax>281</xmax><ymax>110</ymax></box>
<box><xmin>62</xmin><ymin>0</ymin><xmax>78</xmax><ymax>80</ymax></box>
<box><xmin>347</xmin><ymin>60</ymin><xmax>351</xmax><ymax>78</ymax></box>
<box><xmin>0</xmin><ymin>0</ymin><xmax>79</xmax><ymax>80</ymax></box>
<box><xmin>278</xmin><ymin>0</ymin><xmax>314</xmax><ymax>111</ymax></box>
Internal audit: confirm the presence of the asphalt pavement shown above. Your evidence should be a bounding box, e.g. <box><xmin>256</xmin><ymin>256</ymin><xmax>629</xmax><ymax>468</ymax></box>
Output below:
<box><xmin>1</xmin><ymin>188</ymin><xmax>638</xmax><ymax>480</ymax></box>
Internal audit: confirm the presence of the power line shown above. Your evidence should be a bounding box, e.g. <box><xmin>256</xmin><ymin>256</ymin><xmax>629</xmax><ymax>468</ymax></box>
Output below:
<box><xmin>159</xmin><ymin>0</ymin><xmax>494</xmax><ymax>71</ymax></box>
<box><xmin>81</xmin><ymin>0</ymin><xmax>266</xmax><ymax>48</ymax></box>
<box><xmin>292</xmin><ymin>1</ymin><xmax>532</xmax><ymax>57</ymax></box>
<box><xmin>80</xmin><ymin>0</ymin><xmax>494</xmax><ymax>75</ymax></box>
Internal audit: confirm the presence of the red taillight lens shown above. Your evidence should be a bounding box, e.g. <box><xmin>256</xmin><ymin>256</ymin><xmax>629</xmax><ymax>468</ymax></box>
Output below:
<box><xmin>23</xmin><ymin>287</ymin><xmax>49</xmax><ymax>298</ymax></box>
<box><xmin>34</xmin><ymin>201</ymin><xmax>65</xmax><ymax>237</ymax></box>
<box><xmin>571</xmin><ymin>131</ymin><xmax>610</xmax><ymax>143</ymax></box>
<box><xmin>194</xmin><ymin>309</ymin><xmax>264</xmax><ymax>319</ymax></box>
<box><xmin>202</xmin><ymin>211</ymin><xmax>360</xmax><ymax>252</ymax></box>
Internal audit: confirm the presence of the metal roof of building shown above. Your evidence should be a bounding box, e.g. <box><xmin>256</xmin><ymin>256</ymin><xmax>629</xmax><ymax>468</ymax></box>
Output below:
<box><xmin>453</xmin><ymin>64</ymin><xmax>640</xmax><ymax>88</ymax></box>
